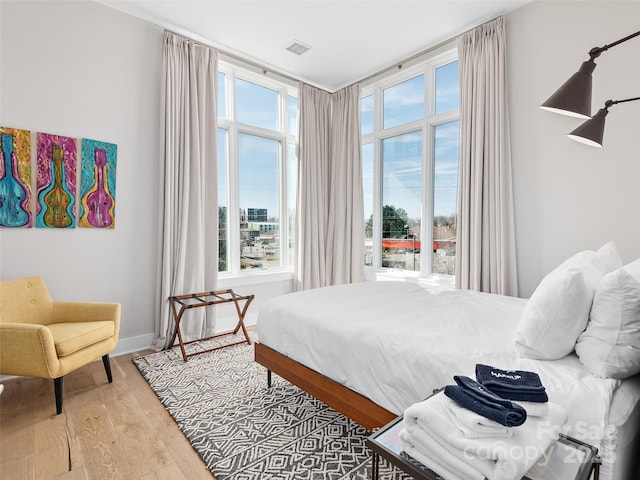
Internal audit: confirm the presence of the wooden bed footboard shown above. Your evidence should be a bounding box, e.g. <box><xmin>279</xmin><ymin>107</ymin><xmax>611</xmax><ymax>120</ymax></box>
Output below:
<box><xmin>254</xmin><ymin>342</ymin><xmax>396</xmax><ymax>431</ymax></box>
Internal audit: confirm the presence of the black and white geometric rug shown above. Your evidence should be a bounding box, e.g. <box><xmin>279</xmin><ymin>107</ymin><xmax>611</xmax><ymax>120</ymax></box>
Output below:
<box><xmin>132</xmin><ymin>333</ymin><xmax>408</xmax><ymax>479</ymax></box>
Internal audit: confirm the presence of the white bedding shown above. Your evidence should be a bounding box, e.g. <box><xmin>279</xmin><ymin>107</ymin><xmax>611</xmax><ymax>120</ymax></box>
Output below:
<box><xmin>257</xmin><ymin>281</ymin><xmax>639</xmax><ymax>479</ymax></box>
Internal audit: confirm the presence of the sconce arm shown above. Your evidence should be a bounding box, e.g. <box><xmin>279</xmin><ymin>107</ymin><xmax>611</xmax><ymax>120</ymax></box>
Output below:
<box><xmin>589</xmin><ymin>30</ymin><xmax>640</xmax><ymax>60</ymax></box>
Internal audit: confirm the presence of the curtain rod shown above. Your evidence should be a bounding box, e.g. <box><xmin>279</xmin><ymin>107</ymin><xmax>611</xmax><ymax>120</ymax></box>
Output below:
<box><xmin>352</xmin><ymin>15</ymin><xmax>501</xmax><ymax>89</ymax></box>
<box><xmin>168</xmin><ymin>15</ymin><xmax>499</xmax><ymax>92</ymax></box>
<box><xmin>219</xmin><ymin>48</ymin><xmax>303</xmax><ymax>86</ymax></box>
<box><xmin>167</xmin><ymin>30</ymin><xmax>304</xmax><ymax>86</ymax></box>
<box><xmin>353</xmin><ymin>36</ymin><xmax>456</xmax><ymax>88</ymax></box>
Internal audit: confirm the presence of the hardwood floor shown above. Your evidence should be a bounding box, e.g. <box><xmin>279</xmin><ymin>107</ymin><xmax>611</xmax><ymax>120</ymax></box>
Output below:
<box><xmin>0</xmin><ymin>352</ymin><xmax>214</xmax><ymax>480</ymax></box>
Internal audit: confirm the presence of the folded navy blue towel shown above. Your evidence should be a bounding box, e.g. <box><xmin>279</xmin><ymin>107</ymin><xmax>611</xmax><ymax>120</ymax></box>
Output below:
<box><xmin>444</xmin><ymin>375</ymin><xmax>527</xmax><ymax>427</ymax></box>
<box><xmin>476</xmin><ymin>364</ymin><xmax>549</xmax><ymax>403</ymax></box>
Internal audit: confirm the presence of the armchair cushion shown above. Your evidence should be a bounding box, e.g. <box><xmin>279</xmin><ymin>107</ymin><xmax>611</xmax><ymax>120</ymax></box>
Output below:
<box><xmin>48</xmin><ymin>321</ymin><xmax>115</xmax><ymax>357</ymax></box>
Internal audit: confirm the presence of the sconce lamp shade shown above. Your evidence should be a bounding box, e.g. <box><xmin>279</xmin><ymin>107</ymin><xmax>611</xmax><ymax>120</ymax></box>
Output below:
<box><xmin>567</xmin><ymin>97</ymin><xmax>640</xmax><ymax>147</ymax></box>
<box><xmin>567</xmin><ymin>107</ymin><xmax>608</xmax><ymax>147</ymax></box>
<box><xmin>540</xmin><ymin>61</ymin><xmax>596</xmax><ymax>119</ymax></box>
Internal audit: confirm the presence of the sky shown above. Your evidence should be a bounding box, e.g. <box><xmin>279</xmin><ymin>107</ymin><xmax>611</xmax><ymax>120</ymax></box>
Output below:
<box><xmin>218</xmin><ymin>61</ymin><xmax>460</xmax><ymax>223</ymax></box>
<box><xmin>362</xmin><ymin>60</ymin><xmax>460</xmax><ymax>221</ymax></box>
<box><xmin>217</xmin><ymin>73</ymin><xmax>295</xmax><ymax>219</ymax></box>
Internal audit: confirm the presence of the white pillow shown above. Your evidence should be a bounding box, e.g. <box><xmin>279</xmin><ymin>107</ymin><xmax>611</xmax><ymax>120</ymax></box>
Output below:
<box><xmin>514</xmin><ymin>250</ymin><xmax>609</xmax><ymax>360</ymax></box>
<box><xmin>575</xmin><ymin>258</ymin><xmax>640</xmax><ymax>378</ymax></box>
<box><xmin>596</xmin><ymin>241</ymin><xmax>623</xmax><ymax>273</ymax></box>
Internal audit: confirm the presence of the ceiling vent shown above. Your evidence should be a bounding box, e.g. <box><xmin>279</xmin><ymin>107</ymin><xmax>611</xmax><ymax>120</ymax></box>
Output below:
<box><xmin>284</xmin><ymin>40</ymin><xmax>311</xmax><ymax>56</ymax></box>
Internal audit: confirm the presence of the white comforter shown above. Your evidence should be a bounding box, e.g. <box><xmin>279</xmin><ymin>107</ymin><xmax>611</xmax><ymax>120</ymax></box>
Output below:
<box><xmin>257</xmin><ymin>281</ymin><xmax>619</xmax><ymax>450</ymax></box>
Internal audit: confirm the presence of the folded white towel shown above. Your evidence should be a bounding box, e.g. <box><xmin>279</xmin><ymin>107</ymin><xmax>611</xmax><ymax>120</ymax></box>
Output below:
<box><xmin>517</xmin><ymin>400</ymin><xmax>549</xmax><ymax>418</ymax></box>
<box><xmin>400</xmin><ymin>424</ymin><xmax>485</xmax><ymax>480</ymax></box>
<box><xmin>401</xmin><ymin>391</ymin><xmax>567</xmax><ymax>480</ymax></box>
<box><xmin>444</xmin><ymin>400</ymin><xmax>513</xmax><ymax>439</ymax></box>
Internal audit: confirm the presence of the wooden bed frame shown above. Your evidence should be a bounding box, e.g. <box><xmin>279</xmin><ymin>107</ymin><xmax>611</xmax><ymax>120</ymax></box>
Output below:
<box><xmin>254</xmin><ymin>342</ymin><xmax>396</xmax><ymax>431</ymax></box>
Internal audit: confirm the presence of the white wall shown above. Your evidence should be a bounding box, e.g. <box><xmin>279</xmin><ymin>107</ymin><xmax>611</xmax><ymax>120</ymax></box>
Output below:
<box><xmin>0</xmin><ymin>0</ymin><xmax>293</xmax><ymax>355</ymax></box>
<box><xmin>0</xmin><ymin>0</ymin><xmax>162</xmax><ymax>352</ymax></box>
<box><xmin>506</xmin><ymin>1</ymin><xmax>640</xmax><ymax>297</ymax></box>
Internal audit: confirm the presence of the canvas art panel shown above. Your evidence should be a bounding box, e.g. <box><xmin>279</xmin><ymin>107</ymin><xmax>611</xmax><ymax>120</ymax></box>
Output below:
<box><xmin>0</xmin><ymin>127</ymin><xmax>32</xmax><ymax>228</ymax></box>
<box><xmin>79</xmin><ymin>138</ymin><xmax>117</xmax><ymax>229</ymax></box>
<box><xmin>36</xmin><ymin>132</ymin><xmax>77</xmax><ymax>228</ymax></box>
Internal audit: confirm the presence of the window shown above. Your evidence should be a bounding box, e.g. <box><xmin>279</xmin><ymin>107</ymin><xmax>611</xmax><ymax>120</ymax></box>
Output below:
<box><xmin>381</xmin><ymin>131</ymin><xmax>422</xmax><ymax>271</ymax></box>
<box><xmin>361</xmin><ymin>47</ymin><xmax>459</xmax><ymax>277</ymax></box>
<box><xmin>217</xmin><ymin>63</ymin><xmax>297</xmax><ymax>276</ymax></box>
<box><xmin>383</xmin><ymin>75</ymin><xmax>424</xmax><ymax>129</ymax></box>
<box><xmin>218</xmin><ymin>127</ymin><xmax>228</xmax><ymax>271</ymax></box>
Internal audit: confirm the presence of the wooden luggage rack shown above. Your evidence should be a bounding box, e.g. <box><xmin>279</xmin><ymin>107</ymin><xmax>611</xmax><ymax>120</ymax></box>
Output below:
<box><xmin>168</xmin><ymin>289</ymin><xmax>254</xmax><ymax>361</ymax></box>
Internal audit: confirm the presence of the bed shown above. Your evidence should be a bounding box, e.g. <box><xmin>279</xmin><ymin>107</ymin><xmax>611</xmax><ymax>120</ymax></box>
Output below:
<box><xmin>254</xmin><ymin>279</ymin><xmax>640</xmax><ymax>480</ymax></box>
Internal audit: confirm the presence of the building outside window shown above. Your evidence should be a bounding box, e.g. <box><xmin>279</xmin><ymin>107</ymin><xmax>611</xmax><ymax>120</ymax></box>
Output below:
<box><xmin>361</xmin><ymin>45</ymin><xmax>459</xmax><ymax>277</ymax></box>
<box><xmin>217</xmin><ymin>64</ymin><xmax>298</xmax><ymax>275</ymax></box>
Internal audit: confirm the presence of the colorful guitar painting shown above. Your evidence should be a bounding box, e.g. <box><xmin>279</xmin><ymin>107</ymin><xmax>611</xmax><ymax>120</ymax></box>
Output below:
<box><xmin>40</xmin><ymin>146</ymin><xmax>73</xmax><ymax>227</ymax></box>
<box><xmin>36</xmin><ymin>132</ymin><xmax>77</xmax><ymax>228</ymax></box>
<box><xmin>0</xmin><ymin>128</ymin><xmax>32</xmax><ymax>228</ymax></box>
<box><xmin>79</xmin><ymin>139</ymin><xmax>117</xmax><ymax>229</ymax></box>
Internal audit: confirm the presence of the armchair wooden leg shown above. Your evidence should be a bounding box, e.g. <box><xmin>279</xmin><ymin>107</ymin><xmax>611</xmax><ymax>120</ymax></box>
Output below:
<box><xmin>54</xmin><ymin>377</ymin><xmax>63</xmax><ymax>414</ymax></box>
<box><xmin>102</xmin><ymin>354</ymin><xmax>113</xmax><ymax>383</ymax></box>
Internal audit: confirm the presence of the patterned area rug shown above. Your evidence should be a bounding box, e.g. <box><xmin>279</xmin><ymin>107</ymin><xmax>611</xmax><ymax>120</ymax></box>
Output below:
<box><xmin>133</xmin><ymin>333</ymin><xmax>408</xmax><ymax>479</ymax></box>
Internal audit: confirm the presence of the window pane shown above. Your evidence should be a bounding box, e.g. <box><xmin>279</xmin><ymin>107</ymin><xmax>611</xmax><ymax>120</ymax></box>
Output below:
<box><xmin>432</xmin><ymin>121</ymin><xmax>459</xmax><ymax>275</ymax></box>
<box><xmin>287</xmin><ymin>143</ymin><xmax>297</xmax><ymax>266</ymax></box>
<box><xmin>381</xmin><ymin>131</ymin><xmax>422</xmax><ymax>271</ymax></box>
<box><xmin>435</xmin><ymin>61</ymin><xmax>459</xmax><ymax>114</ymax></box>
<box><xmin>383</xmin><ymin>75</ymin><xmax>424</xmax><ymax>129</ymax></box>
<box><xmin>218</xmin><ymin>72</ymin><xmax>227</xmax><ymax>119</ymax></box>
<box><xmin>239</xmin><ymin>133</ymin><xmax>280</xmax><ymax>270</ymax></box>
<box><xmin>236</xmin><ymin>79</ymin><xmax>279</xmax><ymax>130</ymax></box>
<box><xmin>362</xmin><ymin>143</ymin><xmax>373</xmax><ymax>266</ymax></box>
<box><xmin>217</xmin><ymin>128</ymin><xmax>228</xmax><ymax>272</ymax></box>
<box><xmin>361</xmin><ymin>94</ymin><xmax>374</xmax><ymax>136</ymax></box>
<box><xmin>288</xmin><ymin>95</ymin><xmax>298</xmax><ymax>135</ymax></box>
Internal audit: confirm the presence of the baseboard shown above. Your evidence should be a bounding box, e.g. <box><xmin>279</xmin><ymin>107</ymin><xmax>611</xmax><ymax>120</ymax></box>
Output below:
<box><xmin>214</xmin><ymin>313</ymin><xmax>257</xmax><ymax>335</ymax></box>
<box><xmin>112</xmin><ymin>333</ymin><xmax>156</xmax><ymax>356</ymax></box>
<box><xmin>113</xmin><ymin>315</ymin><xmax>257</xmax><ymax>358</ymax></box>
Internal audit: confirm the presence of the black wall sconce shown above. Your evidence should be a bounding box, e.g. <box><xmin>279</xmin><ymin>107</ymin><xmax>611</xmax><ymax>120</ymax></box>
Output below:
<box><xmin>540</xmin><ymin>29</ymin><xmax>640</xmax><ymax>146</ymax></box>
<box><xmin>567</xmin><ymin>97</ymin><xmax>640</xmax><ymax>147</ymax></box>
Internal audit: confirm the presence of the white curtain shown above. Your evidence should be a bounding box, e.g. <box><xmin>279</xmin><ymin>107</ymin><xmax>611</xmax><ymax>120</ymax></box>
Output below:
<box><xmin>326</xmin><ymin>85</ymin><xmax>365</xmax><ymax>286</ymax></box>
<box><xmin>455</xmin><ymin>16</ymin><xmax>518</xmax><ymax>296</ymax></box>
<box><xmin>295</xmin><ymin>83</ymin><xmax>364</xmax><ymax>290</ymax></box>
<box><xmin>154</xmin><ymin>31</ymin><xmax>218</xmax><ymax>350</ymax></box>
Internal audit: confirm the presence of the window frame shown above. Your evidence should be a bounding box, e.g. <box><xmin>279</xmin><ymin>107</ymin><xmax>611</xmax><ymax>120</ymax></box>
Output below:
<box><xmin>361</xmin><ymin>44</ymin><xmax>459</xmax><ymax>280</ymax></box>
<box><xmin>217</xmin><ymin>61</ymin><xmax>298</xmax><ymax>280</ymax></box>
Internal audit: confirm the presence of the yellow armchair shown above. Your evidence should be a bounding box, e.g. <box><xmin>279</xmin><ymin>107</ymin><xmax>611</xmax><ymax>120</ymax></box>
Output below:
<box><xmin>0</xmin><ymin>276</ymin><xmax>120</xmax><ymax>414</ymax></box>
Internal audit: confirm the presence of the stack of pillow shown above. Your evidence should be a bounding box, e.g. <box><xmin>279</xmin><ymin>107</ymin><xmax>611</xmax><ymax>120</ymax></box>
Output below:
<box><xmin>514</xmin><ymin>241</ymin><xmax>640</xmax><ymax>379</ymax></box>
